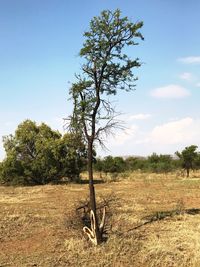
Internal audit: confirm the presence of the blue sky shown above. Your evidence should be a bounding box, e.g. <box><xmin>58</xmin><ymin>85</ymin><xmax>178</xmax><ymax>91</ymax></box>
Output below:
<box><xmin>0</xmin><ymin>0</ymin><xmax>200</xmax><ymax>160</ymax></box>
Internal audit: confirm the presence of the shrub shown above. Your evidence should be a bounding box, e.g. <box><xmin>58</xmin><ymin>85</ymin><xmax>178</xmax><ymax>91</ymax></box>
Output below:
<box><xmin>0</xmin><ymin>120</ymin><xmax>86</xmax><ymax>185</ymax></box>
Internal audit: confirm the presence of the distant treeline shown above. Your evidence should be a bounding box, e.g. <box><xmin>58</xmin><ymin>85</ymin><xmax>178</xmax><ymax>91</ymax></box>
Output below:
<box><xmin>94</xmin><ymin>145</ymin><xmax>200</xmax><ymax>177</ymax></box>
<box><xmin>0</xmin><ymin>120</ymin><xmax>199</xmax><ymax>186</ymax></box>
<box><xmin>94</xmin><ymin>154</ymin><xmax>179</xmax><ymax>174</ymax></box>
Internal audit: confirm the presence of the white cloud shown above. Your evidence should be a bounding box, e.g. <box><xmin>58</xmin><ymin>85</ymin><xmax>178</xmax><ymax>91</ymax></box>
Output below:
<box><xmin>179</xmin><ymin>72</ymin><xmax>193</xmax><ymax>81</ymax></box>
<box><xmin>178</xmin><ymin>56</ymin><xmax>200</xmax><ymax>64</ymax></box>
<box><xmin>133</xmin><ymin>117</ymin><xmax>200</xmax><ymax>155</ymax></box>
<box><xmin>130</xmin><ymin>117</ymin><xmax>200</xmax><ymax>149</ymax></box>
<box><xmin>149</xmin><ymin>117</ymin><xmax>196</xmax><ymax>145</ymax></box>
<box><xmin>196</xmin><ymin>82</ymin><xmax>200</xmax><ymax>88</ymax></box>
<box><xmin>150</xmin><ymin>84</ymin><xmax>190</xmax><ymax>99</ymax></box>
<box><xmin>99</xmin><ymin>117</ymin><xmax>200</xmax><ymax>157</ymax></box>
<box><xmin>135</xmin><ymin>117</ymin><xmax>200</xmax><ymax>148</ymax></box>
<box><xmin>128</xmin><ymin>113</ymin><xmax>152</xmax><ymax>120</ymax></box>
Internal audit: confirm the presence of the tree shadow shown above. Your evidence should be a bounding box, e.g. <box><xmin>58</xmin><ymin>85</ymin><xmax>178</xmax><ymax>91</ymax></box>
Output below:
<box><xmin>124</xmin><ymin>208</ymin><xmax>200</xmax><ymax>234</ymax></box>
<box><xmin>51</xmin><ymin>178</ymin><xmax>105</xmax><ymax>185</ymax></box>
<box><xmin>78</xmin><ymin>179</ymin><xmax>105</xmax><ymax>185</ymax></box>
<box><xmin>185</xmin><ymin>208</ymin><xmax>200</xmax><ymax>215</ymax></box>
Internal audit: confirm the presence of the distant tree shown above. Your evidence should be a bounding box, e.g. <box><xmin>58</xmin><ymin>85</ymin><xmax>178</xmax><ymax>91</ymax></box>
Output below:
<box><xmin>101</xmin><ymin>156</ymin><xmax>126</xmax><ymax>174</ymax></box>
<box><xmin>158</xmin><ymin>154</ymin><xmax>174</xmax><ymax>173</ymax></box>
<box><xmin>194</xmin><ymin>153</ymin><xmax>200</xmax><ymax>170</ymax></box>
<box><xmin>147</xmin><ymin>153</ymin><xmax>173</xmax><ymax>173</ymax></box>
<box><xmin>125</xmin><ymin>156</ymin><xmax>148</xmax><ymax>171</ymax></box>
<box><xmin>68</xmin><ymin>9</ymin><xmax>143</xmax><ymax>244</ymax></box>
<box><xmin>93</xmin><ymin>157</ymin><xmax>104</xmax><ymax>178</ymax></box>
<box><xmin>0</xmin><ymin>120</ymin><xmax>86</xmax><ymax>185</ymax></box>
<box><xmin>175</xmin><ymin>145</ymin><xmax>199</xmax><ymax>177</ymax></box>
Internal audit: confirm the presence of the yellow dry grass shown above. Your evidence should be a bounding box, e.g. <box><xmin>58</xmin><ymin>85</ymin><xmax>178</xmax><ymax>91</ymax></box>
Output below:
<box><xmin>1</xmin><ymin>171</ymin><xmax>200</xmax><ymax>266</ymax></box>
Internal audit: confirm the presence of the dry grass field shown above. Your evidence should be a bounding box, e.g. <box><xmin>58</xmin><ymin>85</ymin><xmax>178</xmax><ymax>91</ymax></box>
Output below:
<box><xmin>1</xmin><ymin>171</ymin><xmax>200</xmax><ymax>266</ymax></box>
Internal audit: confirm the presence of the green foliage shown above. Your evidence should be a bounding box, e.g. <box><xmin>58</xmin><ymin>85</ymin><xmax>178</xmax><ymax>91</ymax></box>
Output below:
<box><xmin>175</xmin><ymin>145</ymin><xmax>199</xmax><ymax>176</ymax></box>
<box><xmin>94</xmin><ymin>153</ymin><xmax>183</xmax><ymax>175</ymax></box>
<box><xmin>147</xmin><ymin>153</ymin><xmax>174</xmax><ymax>173</ymax></box>
<box><xmin>0</xmin><ymin>120</ymin><xmax>86</xmax><ymax>185</ymax></box>
<box><xmin>79</xmin><ymin>9</ymin><xmax>144</xmax><ymax>94</ymax></box>
<box><xmin>93</xmin><ymin>157</ymin><xmax>104</xmax><ymax>173</ymax></box>
<box><xmin>96</xmin><ymin>156</ymin><xmax>126</xmax><ymax>174</ymax></box>
<box><xmin>124</xmin><ymin>156</ymin><xmax>148</xmax><ymax>171</ymax></box>
<box><xmin>194</xmin><ymin>153</ymin><xmax>200</xmax><ymax>169</ymax></box>
<box><xmin>69</xmin><ymin>9</ymin><xmax>144</xmax><ymax>145</ymax></box>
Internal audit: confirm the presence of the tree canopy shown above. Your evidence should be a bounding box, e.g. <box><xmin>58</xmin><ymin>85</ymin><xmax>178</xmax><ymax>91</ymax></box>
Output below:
<box><xmin>0</xmin><ymin>120</ymin><xmax>86</xmax><ymax>185</ymax></box>
<box><xmin>69</xmin><ymin>9</ymin><xmax>144</xmax><ymax>145</ymax></box>
<box><xmin>175</xmin><ymin>145</ymin><xmax>199</xmax><ymax>177</ymax></box>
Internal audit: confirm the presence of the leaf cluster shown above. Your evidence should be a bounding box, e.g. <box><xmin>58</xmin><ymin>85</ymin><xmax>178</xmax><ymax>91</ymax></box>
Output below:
<box><xmin>69</xmin><ymin>9</ymin><xmax>144</xmax><ymax>146</ymax></box>
<box><xmin>175</xmin><ymin>145</ymin><xmax>199</xmax><ymax>170</ymax></box>
<box><xmin>0</xmin><ymin>120</ymin><xmax>86</xmax><ymax>185</ymax></box>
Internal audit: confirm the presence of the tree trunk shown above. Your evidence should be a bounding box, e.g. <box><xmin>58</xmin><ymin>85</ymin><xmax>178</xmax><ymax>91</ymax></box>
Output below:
<box><xmin>87</xmin><ymin>140</ymin><xmax>102</xmax><ymax>244</ymax></box>
<box><xmin>186</xmin><ymin>168</ymin><xmax>189</xmax><ymax>177</ymax></box>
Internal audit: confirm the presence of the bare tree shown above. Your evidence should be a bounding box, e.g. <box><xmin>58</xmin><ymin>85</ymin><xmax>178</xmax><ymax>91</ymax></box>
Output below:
<box><xmin>68</xmin><ymin>9</ymin><xmax>144</xmax><ymax>245</ymax></box>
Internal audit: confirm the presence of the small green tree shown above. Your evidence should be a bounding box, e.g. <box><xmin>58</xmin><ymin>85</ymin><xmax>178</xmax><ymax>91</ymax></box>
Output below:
<box><xmin>0</xmin><ymin>120</ymin><xmax>86</xmax><ymax>185</ymax></box>
<box><xmin>147</xmin><ymin>153</ymin><xmax>173</xmax><ymax>173</ymax></box>
<box><xmin>125</xmin><ymin>156</ymin><xmax>148</xmax><ymax>171</ymax></box>
<box><xmin>175</xmin><ymin>145</ymin><xmax>199</xmax><ymax>177</ymax></box>
<box><xmin>68</xmin><ymin>9</ymin><xmax>143</xmax><ymax>244</ymax></box>
<box><xmin>101</xmin><ymin>156</ymin><xmax>125</xmax><ymax>174</ymax></box>
<box><xmin>194</xmin><ymin>153</ymin><xmax>200</xmax><ymax>170</ymax></box>
<box><xmin>93</xmin><ymin>157</ymin><xmax>104</xmax><ymax>178</ymax></box>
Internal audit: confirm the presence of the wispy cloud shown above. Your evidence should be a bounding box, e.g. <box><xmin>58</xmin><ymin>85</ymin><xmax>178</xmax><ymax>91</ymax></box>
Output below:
<box><xmin>179</xmin><ymin>72</ymin><xmax>193</xmax><ymax>81</ymax></box>
<box><xmin>149</xmin><ymin>117</ymin><xmax>197</xmax><ymax>145</ymax></box>
<box><xmin>136</xmin><ymin>117</ymin><xmax>200</xmax><ymax>147</ymax></box>
<box><xmin>178</xmin><ymin>56</ymin><xmax>200</xmax><ymax>64</ymax></box>
<box><xmin>150</xmin><ymin>84</ymin><xmax>190</xmax><ymax>99</ymax></box>
<box><xmin>99</xmin><ymin>117</ymin><xmax>200</xmax><ymax>157</ymax></box>
<box><xmin>196</xmin><ymin>82</ymin><xmax>200</xmax><ymax>88</ymax></box>
<box><xmin>128</xmin><ymin>113</ymin><xmax>152</xmax><ymax>120</ymax></box>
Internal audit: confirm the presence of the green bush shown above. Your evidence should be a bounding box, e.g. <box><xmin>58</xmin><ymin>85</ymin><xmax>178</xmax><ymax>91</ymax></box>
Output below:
<box><xmin>0</xmin><ymin>120</ymin><xmax>86</xmax><ymax>185</ymax></box>
<box><xmin>176</xmin><ymin>145</ymin><xmax>199</xmax><ymax>177</ymax></box>
<box><xmin>94</xmin><ymin>156</ymin><xmax>126</xmax><ymax>174</ymax></box>
<box><xmin>147</xmin><ymin>153</ymin><xmax>174</xmax><ymax>173</ymax></box>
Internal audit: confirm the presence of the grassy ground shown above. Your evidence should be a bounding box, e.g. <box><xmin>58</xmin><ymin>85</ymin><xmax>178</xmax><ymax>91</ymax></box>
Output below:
<box><xmin>1</xmin><ymin>171</ymin><xmax>200</xmax><ymax>266</ymax></box>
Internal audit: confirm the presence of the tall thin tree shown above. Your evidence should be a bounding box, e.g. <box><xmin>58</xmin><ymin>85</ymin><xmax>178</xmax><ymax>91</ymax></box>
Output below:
<box><xmin>69</xmin><ymin>9</ymin><xmax>144</xmax><ymax>244</ymax></box>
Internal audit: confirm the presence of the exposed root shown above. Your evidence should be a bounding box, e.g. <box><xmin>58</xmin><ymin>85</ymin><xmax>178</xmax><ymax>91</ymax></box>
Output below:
<box><xmin>83</xmin><ymin>207</ymin><xmax>106</xmax><ymax>245</ymax></box>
